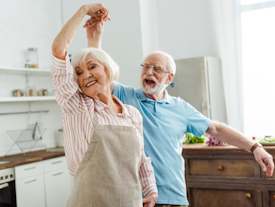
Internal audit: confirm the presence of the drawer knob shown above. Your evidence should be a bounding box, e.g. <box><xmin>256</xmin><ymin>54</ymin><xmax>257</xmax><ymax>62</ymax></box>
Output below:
<box><xmin>217</xmin><ymin>165</ymin><xmax>223</xmax><ymax>171</ymax></box>
<box><xmin>273</xmin><ymin>195</ymin><xmax>275</xmax><ymax>200</ymax></box>
<box><xmin>245</xmin><ymin>193</ymin><xmax>251</xmax><ymax>199</ymax></box>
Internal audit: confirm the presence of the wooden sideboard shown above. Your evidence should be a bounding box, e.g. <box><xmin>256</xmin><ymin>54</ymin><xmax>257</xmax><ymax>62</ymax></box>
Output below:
<box><xmin>182</xmin><ymin>144</ymin><xmax>275</xmax><ymax>207</ymax></box>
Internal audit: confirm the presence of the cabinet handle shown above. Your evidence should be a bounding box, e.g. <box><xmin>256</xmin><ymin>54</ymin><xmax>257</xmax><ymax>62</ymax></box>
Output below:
<box><xmin>273</xmin><ymin>195</ymin><xmax>275</xmax><ymax>200</ymax></box>
<box><xmin>217</xmin><ymin>165</ymin><xmax>223</xmax><ymax>171</ymax></box>
<box><xmin>25</xmin><ymin>179</ymin><xmax>37</xmax><ymax>184</ymax></box>
<box><xmin>24</xmin><ymin>166</ymin><xmax>36</xmax><ymax>171</ymax></box>
<box><xmin>0</xmin><ymin>183</ymin><xmax>9</xmax><ymax>190</ymax></box>
<box><xmin>245</xmin><ymin>193</ymin><xmax>251</xmax><ymax>199</ymax></box>
<box><xmin>51</xmin><ymin>161</ymin><xmax>62</xmax><ymax>165</ymax></box>
<box><xmin>52</xmin><ymin>172</ymin><xmax>63</xmax><ymax>177</ymax></box>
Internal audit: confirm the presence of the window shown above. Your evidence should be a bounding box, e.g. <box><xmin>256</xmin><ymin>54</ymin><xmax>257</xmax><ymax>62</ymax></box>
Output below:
<box><xmin>238</xmin><ymin>0</ymin><xmax>275</xmax><ymax>137</ymax></box>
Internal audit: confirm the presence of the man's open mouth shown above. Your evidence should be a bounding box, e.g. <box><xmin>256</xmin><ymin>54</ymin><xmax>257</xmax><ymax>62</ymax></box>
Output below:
<box><xmin>144</xmin><ymin>79</ymin><xmax>155</xmax><ymax>85</ymax></box>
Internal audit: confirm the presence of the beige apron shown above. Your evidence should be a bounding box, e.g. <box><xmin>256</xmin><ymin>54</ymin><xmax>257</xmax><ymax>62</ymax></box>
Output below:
<box><xmin>67</xmin><ymin>110</ymin><xmax>144</xmax><ymax>207</ymax></box>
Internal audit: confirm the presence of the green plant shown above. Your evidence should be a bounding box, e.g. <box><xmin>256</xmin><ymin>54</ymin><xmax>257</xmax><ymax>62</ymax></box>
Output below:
<box><xmin>259</xmin><ymin>136</ymin><xmax>275</xmax><ymax>143</ymax></box>
<box><xmin>185</xmin><ymin>133</ymin><xmax>206</xmax><ymax>144</ymax></box>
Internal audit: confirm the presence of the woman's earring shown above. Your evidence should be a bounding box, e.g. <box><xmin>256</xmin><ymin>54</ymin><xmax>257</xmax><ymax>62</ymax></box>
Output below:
<box><xmin>78</xmin><ymin>87</ymin><xmax>83</xmax><ymax>93</ymax></box>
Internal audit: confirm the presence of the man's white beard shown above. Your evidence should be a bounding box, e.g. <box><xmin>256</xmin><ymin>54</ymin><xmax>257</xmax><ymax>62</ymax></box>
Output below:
<box><xmin>140</xmin><ymin>74</ymin><xmax>167</xmax><ymax>95</ymax></box>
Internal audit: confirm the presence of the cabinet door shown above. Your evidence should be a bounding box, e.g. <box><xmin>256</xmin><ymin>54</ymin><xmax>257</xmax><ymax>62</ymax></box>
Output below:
<box><xmin>44</xmin><ymin>168</ymin><xmax>71</xmax><ymax>207</ymax></box>
<box><xmin>264</xmin><ymin>191</ymin><xmax>275</xmax><ymax>207</ymax></box>
<box><xmin>16</xmin><ymin>174</ymin><xmax>46</xmax><ymax>207</ymax></box>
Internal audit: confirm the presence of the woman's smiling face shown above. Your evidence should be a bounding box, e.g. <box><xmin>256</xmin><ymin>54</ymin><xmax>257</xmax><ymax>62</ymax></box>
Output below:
<box><xmin>75</xmin><ymin>54</ymin><xmax>109</xmax><ymax>98</ymax></box>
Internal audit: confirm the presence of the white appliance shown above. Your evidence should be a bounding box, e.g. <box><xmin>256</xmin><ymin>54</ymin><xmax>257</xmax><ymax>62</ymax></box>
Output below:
<box><xmin>167</xmin><ymin>56</ymin><xmax>227</xmax><ymax>124</ymax></box>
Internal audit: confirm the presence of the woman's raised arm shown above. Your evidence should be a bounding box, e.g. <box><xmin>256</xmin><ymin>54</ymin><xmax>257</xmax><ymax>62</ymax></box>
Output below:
<box><xmin>52</xmin><ymin>3</ymin><xmax>110</xmax><ymax>60</ymax></box>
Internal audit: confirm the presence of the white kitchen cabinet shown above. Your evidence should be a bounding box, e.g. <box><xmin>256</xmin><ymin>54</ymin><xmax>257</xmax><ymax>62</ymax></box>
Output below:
<box><xmin>43</xmin><ymin>156</ymin><xmax>67</xmax><ymax>173</ymax></box>
<box><xmin>16</xmin><ymin>173</ymin><xmax>46</xmax><ymax>207</ymax></box>
<box><xmin>15</xmin><ymin>156</ymin><xmax>72</xmax><ymax>207</ymax></box>
<box><xmin>43</xmin><ymin>156</ymin><xmax>71</xmax><ymax>207</ymax></box>
<box><xmin>44</xmin><ymin>168</ymin><xmax>71</xmax><ymax>207</ymax></box>
<box><xmin>15</xmin><ymin>162</ymin><xmax>43</xmax><ymax>180</ymax></box>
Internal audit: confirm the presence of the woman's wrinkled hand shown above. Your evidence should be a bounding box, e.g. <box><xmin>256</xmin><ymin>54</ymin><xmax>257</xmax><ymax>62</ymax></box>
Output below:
<box><xmin>83</xmin><ymin>3</ymin><xmax>111</xmax><ymax>22</ymax></box>
<box><xmin>142</xmin><ymin>192</ymin><xmax>158</xmax><ymax>207</ymax></box>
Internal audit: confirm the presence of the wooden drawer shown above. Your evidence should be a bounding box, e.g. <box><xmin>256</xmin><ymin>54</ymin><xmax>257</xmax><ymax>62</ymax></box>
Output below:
<box><xmin>188</xmin><ymin>158</ymin><xmax>255</xmax><ymax>177</ymax></box>
<box><xmin>190</xmin><ymin>188</ymin><xmax>257</xmax><ymax>207</ymax></box>
<box><xmin>268</xmin><ymin>191</ymin><xmax>275</xmax><ymax>207</ymax></box>
<box><xmin>15</xmin><ymin>162</ymin><xmax>43</xmax><ymax>180</ymax></box>
<box><xmin>43</xmin><ymin>156</ymin><xmax>67</xmax><ymax>173</ymax></box>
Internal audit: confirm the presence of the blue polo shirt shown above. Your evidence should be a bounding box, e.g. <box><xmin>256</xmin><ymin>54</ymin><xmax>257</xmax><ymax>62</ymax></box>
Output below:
<box><xmin>113</xmin><ymin>82</ymin><xmax>211</xmax><ymax>205</ymax></box>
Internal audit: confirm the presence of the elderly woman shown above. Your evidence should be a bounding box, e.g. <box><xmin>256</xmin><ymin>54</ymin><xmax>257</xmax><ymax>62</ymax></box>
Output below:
<box><xmin>51</xmin><ymin>3</ymin><xmax>158</xmax><ymax>207</ymax></box>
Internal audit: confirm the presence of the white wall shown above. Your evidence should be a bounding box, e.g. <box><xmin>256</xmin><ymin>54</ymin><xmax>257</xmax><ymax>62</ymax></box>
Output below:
<box><xmin>0</xmin><ymin>0</ymin><xmax>62</xmax><ymax>69</ymax></box>
<box><xmin>139</xmin><ymin>0</ymin><xmax>160</xmax><ymax>58</ymax></box>
<box><xmin>0</xmin><ymin>0</ymin><xmax>63</xmax><ymax>156</ymax></box>
<box><xmin>62</xmin><ymin>0</ymin><xmax>144</xmax><ymax>89</ymax></box>
<box><xmin>157</xmin><ymin>0</ymin><xmax>219</xmax><ymax>60</ymax></box>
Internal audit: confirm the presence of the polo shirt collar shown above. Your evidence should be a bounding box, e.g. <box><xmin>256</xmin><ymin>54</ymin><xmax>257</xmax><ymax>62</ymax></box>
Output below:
<box><xmin>136</xmin><ymin>88</ymin><xmax>175</xmax><ymax>104</ymax></box>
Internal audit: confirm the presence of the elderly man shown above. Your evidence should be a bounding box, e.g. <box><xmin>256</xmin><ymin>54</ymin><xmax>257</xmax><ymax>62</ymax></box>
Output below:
<box><xmin>84</xmin><ymin>13</ymin><xmax>274</xmax><ymax>207</ymax></box>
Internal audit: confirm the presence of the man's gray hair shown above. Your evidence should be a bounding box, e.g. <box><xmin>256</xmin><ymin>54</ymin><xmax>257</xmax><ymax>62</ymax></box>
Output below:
<box><xmin>71</xmin><ymin>47</ymin><xmax>119</xmax><ymax>83</ymax></box>
<box><xmin>144</xmin><ymin>51</ymin><xmax>176</xmax><ymax>75</ymax></box>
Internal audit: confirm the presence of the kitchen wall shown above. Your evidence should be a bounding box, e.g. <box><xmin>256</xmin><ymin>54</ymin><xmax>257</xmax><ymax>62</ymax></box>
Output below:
<box><xmin>157</xmin><ymin>0</ymin><xmax>219</xmax><ymax>60</ymax></box>
<box><xmin>0</xmin><ymin>0</ymin><xmax>63</xmax><ymax>156</ymax></box>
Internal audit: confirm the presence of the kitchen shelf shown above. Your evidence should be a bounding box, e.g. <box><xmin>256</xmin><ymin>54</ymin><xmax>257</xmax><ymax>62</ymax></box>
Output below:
<box><xmin>0</xmin><ymin>96</ymin><xmax>56</xmax><ymax>102</ymax></box>
<box><xmin>0</xmin><ymin>67</ymin><xmax>51</xmax><ymax>75</ymax></box>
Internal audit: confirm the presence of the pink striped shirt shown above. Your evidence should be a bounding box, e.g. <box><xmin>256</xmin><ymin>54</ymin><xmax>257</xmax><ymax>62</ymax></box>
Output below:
<box><xmin>51</xmin><ymin>54</ymin><xmax>157</xmax><ymax>197</ymax></box>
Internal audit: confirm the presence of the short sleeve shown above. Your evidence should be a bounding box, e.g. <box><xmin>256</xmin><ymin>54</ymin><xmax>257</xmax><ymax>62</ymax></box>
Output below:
<box><xmin>184</xmin><ymin>101</ymin><xmax>211</xmax><ymax>137</ymax></box>
<box><xmin>113</xmin><ymin>82</ymin><xmax>136</xmax><ymax>102</ymax></box>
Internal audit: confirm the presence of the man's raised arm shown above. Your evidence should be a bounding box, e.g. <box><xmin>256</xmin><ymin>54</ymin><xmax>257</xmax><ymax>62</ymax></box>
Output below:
<box><xmin>85</xmin><ymin>17</ymin><xmax>116</xmax><ymax>94</ymax></box>
<box><xmin>84</xmin><ymin>16</ymin><xmax>105</xmax><ymax>49</ymax></box>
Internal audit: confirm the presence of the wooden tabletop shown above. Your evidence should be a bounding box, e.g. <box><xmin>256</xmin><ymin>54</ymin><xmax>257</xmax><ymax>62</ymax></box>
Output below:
<box><xmin>182</xmin><ymin>143</ymin><xmax>275</xmax><ymax>150</ymax></box>
<box><xmin>182</xmin><ymin>143</ymin><xmax>275</xmax><ymax>156</ymax></box>
<box><xmin>0</xmin><ymin>148</ymin><xmax>65</xmax><ymax>170</ymax></box>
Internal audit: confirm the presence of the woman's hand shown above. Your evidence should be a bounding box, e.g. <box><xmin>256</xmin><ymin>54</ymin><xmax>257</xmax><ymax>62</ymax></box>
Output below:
<box><xmin>52</xmin><ymin>3</ymin><xmax>110</xmax><ymax>59</ymax></box>
<box><xmin>83</xmin><ymin>3</ymin><xmax>111</xmax><ymax>22</ymax></box>
<box><xmin>142</xmin><ymin>192</ymin><xmax>158</xmax><ymax>207</ymax></box>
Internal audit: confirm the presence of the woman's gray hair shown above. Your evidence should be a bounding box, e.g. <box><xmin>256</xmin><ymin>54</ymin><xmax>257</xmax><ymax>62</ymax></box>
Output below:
<box><xmin>144</xmin><ymin>51</ymin><xmax>176</xmax><ymax>75</ymax></box>
<box><xmin>71</xmin><ymin>47</ymin><xmax>119</xmax><ymax>83</ymax></box>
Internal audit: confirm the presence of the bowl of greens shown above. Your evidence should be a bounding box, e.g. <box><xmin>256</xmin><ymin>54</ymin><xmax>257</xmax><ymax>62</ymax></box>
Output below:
<box><xmin>259</xmin><ymin>136</ymin><xmax>275</xmax><ymax>146</ymax></box>
<box><xmin>185</xmin><ymin>133</ymin><xmax>206</xmax><ymax>144</ymax></box>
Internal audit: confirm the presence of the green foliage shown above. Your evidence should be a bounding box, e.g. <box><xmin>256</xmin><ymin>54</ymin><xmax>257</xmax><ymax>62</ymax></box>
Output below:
<box><xmin>185</xmin><ymin>133</ymin><xmax>206</xmax><ymax>144</ymax></box>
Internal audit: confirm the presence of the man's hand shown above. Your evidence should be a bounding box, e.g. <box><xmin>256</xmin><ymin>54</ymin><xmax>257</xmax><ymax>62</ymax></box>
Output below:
<box><xmin>142</xmin><ymin>192</ymin><xmax>158</xmax><ymax>207</ymax></box>
<box><xmin>253</xmin><ymin>147</ymin><xmax>274</xmax><ymax>177</ymax></box>
<box><xmin>84</xmin><ymin>17</ymin><xmax>104</xmax><ymax>43</ymax></box>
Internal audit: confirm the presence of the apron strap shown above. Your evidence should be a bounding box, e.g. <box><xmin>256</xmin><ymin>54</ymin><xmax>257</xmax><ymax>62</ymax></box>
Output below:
<box><xmin>93</xmin><ymin>110</ymin><xmax>98</xmax><ymax>125</ymax></box>
<box><xmin>126</xmin><ymin>108</ymin><xmax>143</xmax><ymax>136</ymax></box>
<box><xmin>92</xmin><ymin>103</ymin><xmax>142</xmax><ymax>136</ymax></box>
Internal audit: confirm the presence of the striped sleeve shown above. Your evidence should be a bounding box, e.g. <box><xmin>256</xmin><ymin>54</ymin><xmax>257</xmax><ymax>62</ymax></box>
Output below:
<box><xmin>139</xmin><ymin>151</ymin><xmax>157</xmax><ymax>197</ymax></box>
<box><xmin>51</xmin><ymin>54</ymin><xmax>87</xmax><ymax>115</ymax></box>
<box><xmin>130</xmin><ymin>107</ymin><xmax>158</xmax><ymax>197</ymax></box>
